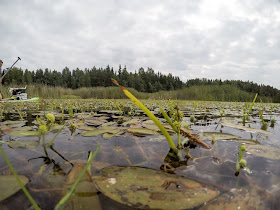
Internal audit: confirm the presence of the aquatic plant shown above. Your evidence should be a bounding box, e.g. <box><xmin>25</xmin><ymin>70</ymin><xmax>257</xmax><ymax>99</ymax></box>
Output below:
<box><xmin>235</xmin><ymin>145</ymin><xmax>251</xmax><ymax>176</ymax></box>
<box><xmin>242</xmin><ymin>93</ymin><xmax>258</xmax><ymax>125</ymax></box>
<box><xmin>259</xmin><ymin>110</ymin><xmax>268</xmax><ymax>130</ymax></box>
<box><xmin>111</xmin><ymin>78</ymin><xmax>177</xmax><ymax>152</ymax></box>
<box><xmin>55</xmin><ymin>143</ymin><xmax>101</xmax><ymax>210</ymax></box>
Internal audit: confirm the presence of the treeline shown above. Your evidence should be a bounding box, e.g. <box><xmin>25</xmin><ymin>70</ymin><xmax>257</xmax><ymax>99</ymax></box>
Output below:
<box><xmin>186</xmin><ymin>78</ymin><xmax>280</xmax><ymax>103</ymax></box>
<box><xmin>1</xmin><ymin>65</ymin><xmax>280</xmax><ymax>102</ymax></box>
<box><xmin>0</xmin><ymin>65</ymin><xmax>183</xmax><ymax>93</ymax></box>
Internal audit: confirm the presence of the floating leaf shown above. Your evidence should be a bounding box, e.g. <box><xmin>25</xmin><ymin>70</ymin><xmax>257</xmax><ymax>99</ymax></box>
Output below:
<box><xmin>101</xmin><ymin>122</ymin><xmax>117</xmax><ymax>127</ymax></box>
<box><xmin>94</xmin><ymin>166</ymin><xmax>219</xmax><ymax>209</ymax></box>
<box><xmin>0</xmin><ymin>175</ymin><xmax>29</xmax><ymax>202</ymax></box>
<box><xmin>198</xmin><ymin>132</ymin><xmax>239</xmax><ymax>141</ymax></box>
<box><xmin>82</xmin><ymin>127</ymin><xmax>121</xmax><ymax>137</ymax></box>
<box><xmin>122</xmin><ymin>118</ymin><xmax>140</xmax><ymax>126</ymax></box>
<box><xmin>85</xmin><ymin>119</ymin><xmax>104</xmax><ymax>126</ymax></box>
<box><xmin>246</xmin><ymin>144</ymin><xmax>280</xmax><ymax>159</ymax></box>
<box><xmin>232</xmin><ymin>139</ymin><xmax>260</xmax><ymax>145</ymax></box>
<box><xmin>7</xmin><ymin>130</ymin><xmax>41</xmax><ymax>137</ymax></box>
<box><xmin>8</xmin><ymin>140</ymin><xmax>39</xmax><ymax>149</ymax></box>
<box><xmin>49</xmin><ymin>125</ymin><xmax>65</xmax><ymax>132</ymax></box>
<box><xmin>102</xmin><ymin>131</ymin><xmax>125</xmax><ymax>139</ymax></box>
<box><xmin>222</xmin><ymin>120</ymin><xmax>272</xmax><ymax>135</ymax></box>
<box><xmin>127</xmin><ymin>128</ymin><xmax>159</xmax><ymax>135</ymax></box>
<box><xmin>65</xmin><ymin>164</ymin><xmax>92</xmax><ymax>185</ymax></box>
<box><xmin>76</xmin><ymin>124</ymin><xmax>97</xmax><ymax>131</ymax></box>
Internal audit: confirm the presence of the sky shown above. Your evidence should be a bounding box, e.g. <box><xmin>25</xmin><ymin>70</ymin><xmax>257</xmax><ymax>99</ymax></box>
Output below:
<box><xmin>1</xmin><ymin>0</ymin><xmax>280</xmax><ymax>88</ymax></box>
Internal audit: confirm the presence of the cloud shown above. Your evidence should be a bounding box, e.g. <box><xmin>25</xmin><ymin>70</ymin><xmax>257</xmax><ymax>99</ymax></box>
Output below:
<box><xmin>1</xmin><ymin>0</ymin><xmax>280</xmax><ymax>89</ymax></box>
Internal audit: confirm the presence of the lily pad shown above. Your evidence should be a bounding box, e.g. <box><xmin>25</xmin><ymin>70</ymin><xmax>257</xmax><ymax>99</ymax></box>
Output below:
<box><xmin>7</xmin><ymin>130</ymin><xmax>41</xmax><ymax>137</ymax></box>
<box><xmin>94</xmin><ymin>166</ymin><xmax>219</xmax><ymax>209</ymax></box>
<box><xmin>246</xmin><ymin>144</ymin><xmax>280</xmax><ymax>159</ymax></box>
<box><xmin>198</xmin><ymin>132</ymin><xmax>239</xmax><ymax>141</ymax></box>
<box><xmin>85</xmin><ymin>119</ymin><xmax>104</xmax><ymax>126</ymax></box>
<box><xmin>222</xmin><ymin>120</ymin><xmax>272</xmax><ymax>135</ymax></box>
<box><xmin>82</xmin><ymin>127</ymin><xmax>121</xmax><ymax>137</ymax></box>
<box><xmin>0</xmin><ymin>175</ymin><xmax>29</xmax><ymax>202</ymax></box>
<box><xmin>127</xmin><ymin>128</ymin><xmax>159</xmax><ymax>135</ymax></box>
<box><xmin>102</xmin><ymin>131</ymin><xmax>125</xmax><ymax>139</ymax></box>
<box><xmin>122</xmin><ymin>118</ymin><xmax>140</xmax><ymax>126</ymax></box>
<box><xmin>8</xmin><ymin>140</ymin><xmax>40</xmax><ymax>149</ymax></box>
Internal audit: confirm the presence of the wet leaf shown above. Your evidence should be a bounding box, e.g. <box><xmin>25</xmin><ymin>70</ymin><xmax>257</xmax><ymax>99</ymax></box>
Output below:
<box><xmin>198</xmin><ymin>132</ymin><xmax>239</xmax><ymax>141</ymax></box>
<box><xmin>82</xmin><ymin>127</ymin><xmax>121</xmax><ymax>137</ymax></box>
<box><xmin>122</xmin><ymin>118</ymin><xmax>140</xmax><ymax>126</ymax></box>
<box><xmin>94</xmin><ymin>166</ymin><xmax>219</xmax><ymax>209</ymax></box>
<box><xmin>63</xmin><ymin>165</ymin><xmax>101</xmax><ymax>210</ymax></box>
<box><xmin>232</xmin><ymin>139</ymin><xmax>260</xmax><ymax>144</ymax></box>
<box><xmin>8</xmin><ymin>140</ymin><xmax>39</xmax><ymax>149</ymax></box>
<box><xmin>65</xmin><ymin>164</ymin><xmax>92</xmax><ymax>185</ymax></box>
<box><xmin>127</xmin><ymin>128</ymin><xmax>159</xmax><ymax>135</ymax></box>
<box><xmin>246</xmin><ymin>144</ymin><xmax>280</xmax><ymax>159</ymax></box>
<box><xmin>7</xmin><ymin>130</ymin><xmax>41</xmax><ymax>137</ymax></box>
<box><xmin>0</xmin><ymin>175</ymin><xmax>29</xmax><ymax>202</ymax></box>
<box><xmin>222</xmin><ymin>120</ymin><xmax>272</xmax><ymax>135</ymax></box>
<box><xmin>76</xmin><ymin>124</ymin><xmax>97</xmax><ymax>131</ymax></box>
<box><xmin>102</xmin><ymin>131</ymin><xmax>125</xmax><ymax>139</ymax></box>
<box><xmin>85</xmin><ymin>119</ymin><xmax>104</xmax><ymax>126</ymax></box>
<box><xmin>49</xmin><ymin>125</ymin><xmax>65</xmax><ymax>132</ymax></box>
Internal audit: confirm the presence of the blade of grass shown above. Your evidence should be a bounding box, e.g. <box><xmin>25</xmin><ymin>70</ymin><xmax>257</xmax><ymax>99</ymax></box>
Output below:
<box><xmin>111</xmin><ymin>78</ymin><xmax>177</xmax><ymax>152</ymax></box>
<box><xmin>246</xmin><ymin>93</ymin><xmax>258</xmax><ymax>119</ymax></box>
<box><xmin>54</xmin><ymin>143</ymin><xmax>101</xmax><ymax>210</ymax></box>
<box><xmin>0</xmin><ymin>145</ymin><xmax>41</xmax><ymax>210</ymax></box>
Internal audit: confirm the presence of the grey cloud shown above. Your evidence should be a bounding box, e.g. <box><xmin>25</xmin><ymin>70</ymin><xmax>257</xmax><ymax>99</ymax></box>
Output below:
<box><xmin>1</xmin><ymin>0</ymin><xmax>280</xmax><ymax>88</ymax></box>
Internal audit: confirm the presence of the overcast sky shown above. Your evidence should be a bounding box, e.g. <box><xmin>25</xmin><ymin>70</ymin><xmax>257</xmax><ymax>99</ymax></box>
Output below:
<box><xmin>1</xmin><ymin>0</ymin><xmax>280</xmax><ymax>88</ymax></box>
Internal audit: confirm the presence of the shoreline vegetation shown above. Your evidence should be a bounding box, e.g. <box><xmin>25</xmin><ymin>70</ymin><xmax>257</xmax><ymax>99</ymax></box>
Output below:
<box><xmin>0</xmin><ymin>66</ymin><xmax>279</xmax><ymax>102</ymax></box>
<box><xmin>0</xmin><ymin>83</ymin><xmax>273</xmax><ymax>102</ymax></box>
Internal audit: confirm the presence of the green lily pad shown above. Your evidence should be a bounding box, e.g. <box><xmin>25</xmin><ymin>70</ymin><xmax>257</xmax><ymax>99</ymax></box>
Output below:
<box><xmin>102</xmin><ymin>131</ymin><xmax>125</xmax><ymax>139</ymax></box>
<box><xmin>49</xmin><ymin>125</ymin><xmax>65</xmax><ymax>132</ymax></box>
<box><xmin>127</xmin><ymin>128</ymin><xmax>159</xmax><ymax>135</ymax></box>
<box><xmin>7</xmin><ymin>130</ymin><xmax>41</xmax><ymax>137</ymax></box>
<box><xmin>246</xmin><ymin>144</ymin><xmax>280</xmax><ymax>159</ymax></box>
<box><xmin>8</xmin><ymin>140</ymin><xmax>40</xmax><ymax>149</ymax></box>
<box><xmin>0</xmin><ymin>175</ymin><xmax>29</xmax><ymax>202</ymax></box>
<box><xmin>2</xmin><ymin>120</ymin><xmax>26</xmax><ymax>128</ymax></box>
<box><xmin>82</xmin><ymin>127</ymin><xmax>121</xmax><ymax>137</ymax></box>
<box><xmin>85</xmin><ymin>119</ymin><xmax>104</xmax><ymax>126</ymax></box>
<box><xmin>222</xmin><ymin>120</ymin><xmax>272</xmax><ymax>135</ymax></box>
<box><xmin>76</xmin><ymin>124</ymin><xmax>97</xmax><ymax>131</ymax></box>
<box><xmin>122</xmin><ymin>118</ymin><xmax>140</xmax><ymax>126</ymax></box>
<box><xmin>198</xmin><ymin>132</ymin><xmax>239</xmax><ymax>141</ymax></box>
<box><xmin>94</xmin><ymin>166</ymin><xmax>219</xmax><ymax>209</ymax></box>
